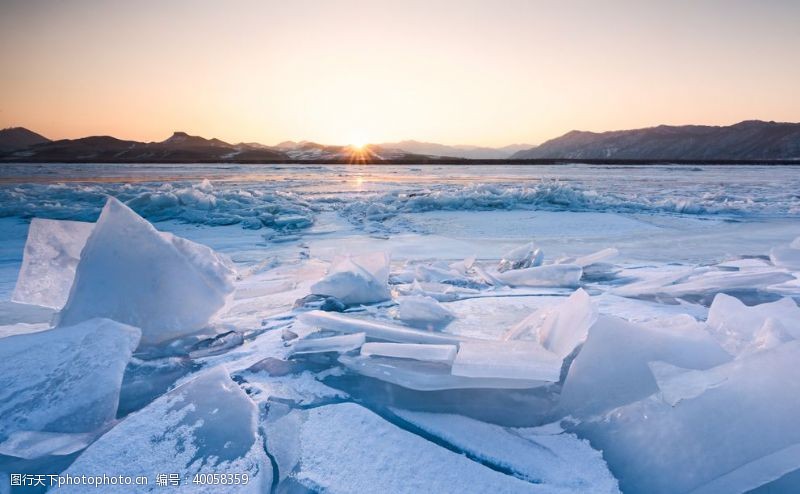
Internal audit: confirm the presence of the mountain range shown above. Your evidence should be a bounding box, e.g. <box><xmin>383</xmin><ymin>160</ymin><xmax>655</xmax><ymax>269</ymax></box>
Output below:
<box><xmin>1</xmin><ymin>120</ymin><xmax>799</xmax><ymax>163</ymax></box>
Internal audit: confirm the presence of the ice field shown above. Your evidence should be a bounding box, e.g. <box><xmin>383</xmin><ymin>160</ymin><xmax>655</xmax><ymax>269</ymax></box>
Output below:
<box><xmin>1</xmin><ymin>163</ymin><xmax>800</xmax><ymax>493</ymax></box>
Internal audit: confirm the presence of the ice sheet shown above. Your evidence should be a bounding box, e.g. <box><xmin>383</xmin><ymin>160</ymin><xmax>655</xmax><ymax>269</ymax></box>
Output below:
<box><xmin>298</xmin><ymin>310</ymin><xmax>465</xmax><ymax>344</ymax></box>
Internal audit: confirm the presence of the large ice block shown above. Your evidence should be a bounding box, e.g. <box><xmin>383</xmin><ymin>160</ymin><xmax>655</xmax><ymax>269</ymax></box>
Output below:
<box><xmin>57</xmin><ymin>197</ymin><xmax>236</xmax><ymax>346</ymax></box>
<box><xmin>706</xmin><ymin>293</ymin><xmax>800</xmax><ymax>354</ymax></box>
<box><xmin>298</xmin><ymin>310</ymin><xmax>465</xmax><ymax>345</ymax></box>
<box><xmin>497</xmin><ymin>241</ymin><xmax>543</xmax><ymax>272</ymax></box>
<box><xmin>573</xmin><ymin>341</ymin><xmax>800</xmax><ymax>494</ymax></box>
<box><xmin>310</xmin><ymin>252</ymin><xmax>391</xmax><ymax>305</ymax></box>
<box><xmin>291</xmin><ymin>332</ymin><xmax>366</xmax><ymax>355</ymax></box>
<box><xmin>495</xmin><ymin>264</ymin><xmax>582</xmax><ymax>288</ymax></box>
<box><xmin>451</xmin><ymin>340</ymin><xmax>562</xmax><ymax>382</ymax></box>
<box><xmin>559</xmin><ymin>315</ymin><xmax>731</xmax><ymax>418</ymax></box>
<box><xmin>11</xmin><ymin>218</ymin><xmax>93</xmax><ymax>309</ymax></box>
<box><xmin>360</xmin><ymin>342</ymin><xmax>457</xmax><ymax>363</ymax></box>
<box><xmin>0</xmin><ymin>318</ymin><xmax>140</xmax><ymax>442</ymax></box>
<box><xmin>270</xmin><ymin>403</ymin><xmax>544</xmax><ymax>493</ymax></box>
<box><xmin>396</xmin><ymin>295</ymin><xmax>455</xmax><ymax>330</ymax></box>
<box><xmin>56</xmin><ymin>367</ymin><xmax>271</xmax><ymax>493</ymax></box>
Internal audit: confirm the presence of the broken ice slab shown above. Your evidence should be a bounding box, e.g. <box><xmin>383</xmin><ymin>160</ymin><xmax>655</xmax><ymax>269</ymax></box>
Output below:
<box><xmin>396</xmin><ymin>295</ymin><xmax>455</xmax><ymax>330</ymax></box>
<box><xmin>572</xmin><ymin>247</ymin><xmax>619</xmax><ymax>268</ymax></box>
<box><xmin>451</xmin><ymin>340</ymin><xmax>562</xmax><ymax>382</ymax></box>
<box><xmin>272</xmin><ymin>403</ymin><xmax>546</xmax><ymax>493</ymax></box>
<box><xmin>558</xmin><ymin>315</ymin><xmax>731</xmax><ymax>419</ymax></box>
<box><xmin>360</xmin><ymin>342</ymin><xmax>457</xmax><ymax>363</ymax></box>
<box><xmin>339</xmin><ymin>355</ymin><xmax>550</xmax><ymax>391</ymax></box>
<box><xmin>497</xmin><ymin>241</ymin><xmax>543</xmax><ymax>272</ymax></box>
<box><xmin>310</xmin><ymin>251</ymin><xmax>391</xmax><ymax>305</ymax></box>
<box><xmin>297</xmin><ymin>310</ymin><xmax>466</xmax><ymax>345</ymax></box>
<box><xmin>291</xmin><ymin>332</ymin><xmax>366</xmax><ymax>355</ymax></box>
<box><xmin>413</xmin><ymin>263</ymin><xmax>468</xmax><ymax>284</ymax></box>
<box><xmin>0</xmin><ymin>430</ymin><xmax>97</xmax><ymax>460</ymax></box>
<box><xmin>57</xmin><ymin>367</ymin><xmax>271</xmax><ymax>493</ymax></box>
<box><xmin>393</xmin><ymin>409</ymin><xmax>620</xmax><ymax>493</ymax></box>
<box><xmin>11</xmin><ymin>218</ymin><xmax>94</xmax><ymax>309</ymax></box>
<box><xmin>617</xmin><ymin>268</ymin><xmax>794</xmax><ymax>300</ymax></box>
<box><xmin>503</xmin><ymin>288</ymin><xmax>597</xmax><ymax>360</ymax></box>
<box><xmin>572</xmin><ymin>340</ymin><xmax>800</xmax><ymax>494</ymax></box>
<box><xmin>57</xmin><ymin>197</ymin><xmax>236</xmax><ymax>346</ymax></box>
<box><xmin>770</xmin><ymin>244</ymin><xmax>800</xmax><ymax>271</ymax></box>
<box><xmin>395</xmin><ymin>280</ymin><xmax>480</xmax><ymax>302</ymax></box>
<box><xmin>0</xmin><ymin>318</ymin><xmax>140</xmax><ymax>442</ymax></box>
<box><xmin>495</xmin><ymin>263</ymin><xmax>582</xmax><ymax>288</ymax></box>
<box><xmin>706</xmin><ymin>293</ymin><xmax>800</xmax><ymax>355</ymax></box>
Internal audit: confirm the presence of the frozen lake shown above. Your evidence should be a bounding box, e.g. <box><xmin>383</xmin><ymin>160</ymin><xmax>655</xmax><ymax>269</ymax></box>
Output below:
<box><xmin>1</xmin><ymin>163</ymin><xmax>800</xmax><ymax>493</ymax></box>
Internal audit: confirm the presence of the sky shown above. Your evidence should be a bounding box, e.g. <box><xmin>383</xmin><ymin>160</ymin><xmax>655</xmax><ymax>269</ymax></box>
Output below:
<box><xmin>1</xmin><ymin>0</ymin><xmax>799</xmax><ymax>147</ymax></box>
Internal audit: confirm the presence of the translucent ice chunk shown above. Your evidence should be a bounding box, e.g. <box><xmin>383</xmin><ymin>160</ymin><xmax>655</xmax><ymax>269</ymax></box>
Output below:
<box><xmin>770</xmin><ymin>245</ymin><xmax>800</xmax><ymax>271</ymax></box>
<box><xmin>57</xmin><ymin>367</ymin><xmax>271</xmax><ymax>493</ymax></box>
<box><xmin>573</xmin><ymin>341</ymin><xmax>800</xmax><ymax>494</ymax></box>
<box><xmin>291</xmin><ymin>332</ymin><xmax>366</xmax><ymax>355</ymax></box>
<box><xmin>396</xmin><ymin>295</ymin><xmax>455</xmax><ymax>330</ymax></box>
<box><xmin>360</xmin><ymin>342</ymin><xmax>457</xmax><ymax>363</ymax></box>
<box><xmin>559</xmin><ymin>315</ymin><xmax>731</xmax><ymax>418</ymax></box>
<box><xmin>298</xmin><ymin>310</ymin><xmax>465</xmax><ymax>345</ymax></box>
<box><xmin>339</xmin><ymin>355</ymin><xmax>549</xmax><ymax>391</ymax></box>
<box><xmin>57</xmin><ymin>197</ymin><xmax>236</xmax><ymax>346</ymax></box>
<box><xmin>706</xmin><ymin>293</ymin><xmax>800</xmax><ymax>354</ymax></box>
<box><xmin>497</xmin><ymin>242</ymin><xmax>543</xmax><ymax>272</ymax></box>
<box><xmin>0</xmin><ymin>430</ymin><xmax>96</xmax><ymax>460</ymax></box>
<box><xmin>495</xmin><ymin>264</ymin><xmax>582</xmax><ymax>288</ymax></box>
<box><xmin>310</xmin><ymin>252</ymin><xmax>391</xmax><ymax>305</ymax></box>
<box><xmin>11</xmin><ymin>218</ymin><xmax>93</xmax><ymax>309</ymax></box>
<box><xmin>0</xmin><ymin>318</ymin><xmax>140</xmax><ymax>442</ymax></box>
<box><xmin>451</xmin><ymin>340</ymin><xmax>562</xmax><ymax>382</ymax></box>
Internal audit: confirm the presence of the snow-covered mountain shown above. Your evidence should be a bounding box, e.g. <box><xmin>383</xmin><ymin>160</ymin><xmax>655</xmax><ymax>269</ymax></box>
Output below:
<box><xmin>379</xmin><ymin>140</ymin><xmax>536</xmax><ymax>159</ymax></box>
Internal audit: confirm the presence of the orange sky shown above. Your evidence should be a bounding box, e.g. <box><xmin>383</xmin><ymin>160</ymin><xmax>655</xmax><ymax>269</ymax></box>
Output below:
<box><xmin>1</xmin><ymin>0</ymin><xmax>799</xmax><ymax>146</ymax></box>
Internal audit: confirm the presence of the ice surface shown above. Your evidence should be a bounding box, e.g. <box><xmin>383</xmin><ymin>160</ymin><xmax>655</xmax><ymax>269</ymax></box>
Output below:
<box><xmin>497</xmin><ymin>241</ymin><xmax>543</xmax><ymax>272</ymax></box>
<box><xmin>452</xmin><ymin>340</ymin><xmax>562</xmax><ymax>382</ymax></box>
<box><xmin>298</xmin><ymin>310</ymin><xmax>465</xmax><ymax>344</ymax></box>
<box><xmin>57</xmin><ymin>197</ymin><xmax>236</xmax><ymax>346</ymax></box>
<box><xmin>360</xmin><ymin>342</ymin><xmax>457</xmax><ymax>363</ymax></box>
<box><xmin>396</xmin><ymin>295</ymin><xmax>455</xmax><ymax>330</ymax></box>
<box><xmin>394</xmin><ymin>409</ymin><xmax>619</xmax><ymax>493</ymax></box>
<box><xmin>770</xmin><ymin>244</ymin><xmax>800</xmax><ymax>271</ymax></box>
<box><xmin>495</xmin><ymin>264</ymin><xmax>582</xmax><ymax>288</ymax></box>
<box><xmin>291</xmin><ymin>332</ymin><xmax>366</xmax><ymax>355</ymax></box>
<box><xmin>559</xmin><ymin>315</ymin><xmax>731</xmax><ymax>418</ymax></box>
<box><xmin>271</xmin><ymin>402</ymin><xmax>544</xmax><ymax>493</ymax></box>
<box><xmin>504</xmin><ymin>288</ymin><xmax>597</xmax><ymax>360</ymax></box>
<box><xmin>309</xmin><ymin>252</ymin><xmax>391</xmax><ymax>305</ymax></box>
<box><xmin>0</xmin><ymin>430</ymin><xmax>96</xmax><ymax>460</ymax></box>
<box><xmin>58</xmin><ymin>367</ymin><xmax>271</xmax><ymax>493</ymax></box>
<box><xmin>11</xmin><ymin>218</ymin><xmax>94</xmax><ymax>309</ymax></box>
<box><xmin>0</xmin><ymin>318</ymin><xmax>140</xmax><ymax>442</ymax></box>
<box><xmin>573</xmin><ymin>340</ymin><xmax>800</xmax><ymax>494</ymax></box>
<box><xmin>339</xmin><ymin>355</ymin><xmax>549</xmax><ymax>391</ymax></box>
<box><xmin>706</xmin><ymin>293</ymin><xmax>800</xmax><ymax>354</ymax></box>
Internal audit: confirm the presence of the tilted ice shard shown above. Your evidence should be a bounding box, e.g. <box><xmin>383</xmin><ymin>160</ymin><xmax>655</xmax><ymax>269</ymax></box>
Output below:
<box><xmin>339</xmin><ymin>355</ymin><xmax>549</xmax><ymax>391</ymax></box>
<box><xmin>0</xmin><ymin>430</ymin><xmax>97</xmax><ymax>460</ymax></box>
<box><xmin>770</xmin><ymin>244</ymin><xmax>800</xmax><ymax>271</ymax></box>
<box><xmin>559</xmin><ymin>315</ymin><xmax>731</xmax><ymax>418</ymax></box>
<box><xmin>495</xmin><ymin>264</ymin><xmax>582</xmax><ymax>288</ymax></box>
<box><xmin>706</xmin><ymin>293</ymin><xmax>800</xmax><ymax>355</ymax></box>
<box><xmin>298</xmin><ymin>310</ymin><xmax>465</xmax><ymax>345</ymax></box>
<box><xmin>271</xmin><ymin>403</ymin><xmax>544</xmax><ymax>493</ymax></box>
<box><xmin>504</xmin><ymin>288</ymin><xmax>598</xmax><ymax>359</ymax></box>
<box><xmin>393</xmin><ymin>409</ymin><xmax>620</xmax><ymax>493</ymax></box>
<box><xmin>572</xmin><ymin>247</ymin><xmax>619</xmax><ymax>268</ymax></box>
<box><xmin>11</xmin><ymin>218</ymin><xmax>93</xmax><ymax>309</ymax></box>
<box><xmin>452</xmin><ymin>340</ymin><xmax>562</xmax><ymax>382</ymax></box>
<box><xmin>497</xmin><ymin>241</ymin><xmax>544</xmax><ymax>272</ymax></box>
<box><xmin>310</xmin><ymin>252</ymin><xmax>391</xmax><ymax>305</ymax></box>
<box><xmin>57</xmin><ymin>197</ymin><xmax>236</xmax><ymax>346</ymax></box>
<box><xmin>573</xmin><ymin>341</ymin><xmax>800</xmax><ymax>494</ymax></box>
<box><xmin>360</xmin><ymin>342</ymin><xmax>457</xmax><ymax>363</ymax></box>
<box><xmin>291</xmin><ymin>332</ymin><xmax>366</xmax><ymax>355</ymax></box>
<box><xmin>0</xmin><ymin>318</ymin><xmax>140</xmax><ymax>442</ymax></box>
<box><xmin>56</xmin><ymin>367</ymin><xmax>271</xmax><ymax>493</ymax></box>
<box><xmin>396</xmin><ymin>295</ymin><xmax>455</xmax><ymax>330</ymax></box>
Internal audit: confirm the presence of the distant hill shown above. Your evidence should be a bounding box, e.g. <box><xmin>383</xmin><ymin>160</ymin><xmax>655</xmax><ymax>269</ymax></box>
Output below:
<box><xmin>511</xmin><ymin>121</ymin><xmax>800</xmax><ymax>160</ymax></box>
<box><xmin>0</xmin><ymin>127</ymin><xmax>50</xmax><ymax>152</ymax></box>
<box><xmin>379</xmin><ymin>140</ymin><xmax>536</xmax><ymax>159</ymax></box>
